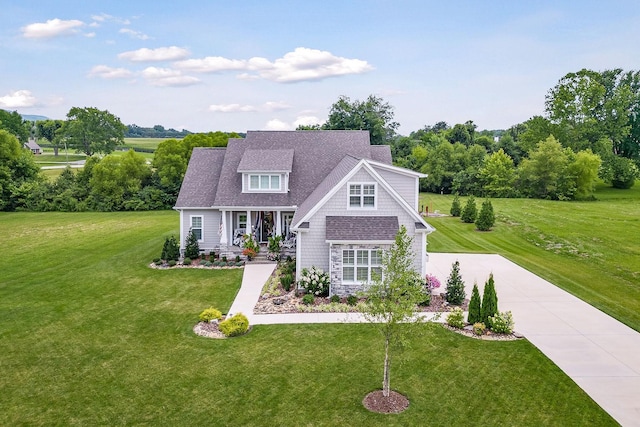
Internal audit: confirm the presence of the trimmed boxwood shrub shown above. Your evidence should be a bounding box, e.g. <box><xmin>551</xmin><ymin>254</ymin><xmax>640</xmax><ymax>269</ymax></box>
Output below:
<box><xmin>219</xmin><ymin>313</ymin><xmax>249</xmax><ymax>337</ymax></box>
<box><xmin>346</xmin><ymin>295</ymin><xmax>358</xmax><ymax>306</ymax></box>
<box><xmin>183</xmin><ymin>257</ymin><xmax>192</xmax><ymax>265</ymax></box>
<box><xmin>168</xmin><ymin>260</ymin><xmax>177</xmax><ymax>267</ymax></box>
<box><xmin>199</xmin><ymin>307</ymin><xmax>222</xmax><ymax>322</ymax></box>
<box><xmin>302</xmin><ymin>294</ymin><xmax>315</xmax><ymax>305</ymax></box>
<box><xmin>330</xmin><ymin>294</ymin><xmax>340</xmax><ymax>303</ymax></box>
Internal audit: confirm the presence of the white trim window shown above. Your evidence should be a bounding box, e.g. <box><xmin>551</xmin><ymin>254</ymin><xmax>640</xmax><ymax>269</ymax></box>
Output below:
<box><xmin>342</xmin><ymin>249</ymin><xmax>382</xmax><ymax>283</ymax></box>
<box><xmin>249</xmin><ymin>174</ymin><xmax>281</xmax><ymax>191</ymax></box>
<box><xmin>190</xmin><ymin>215</ymin><xmax>203</xmax><ymax>241</ymax></box>
<box><xmin>348</xmin><ymin>183</ymin><xmax>376</xmax><ymax>208</ymax></box>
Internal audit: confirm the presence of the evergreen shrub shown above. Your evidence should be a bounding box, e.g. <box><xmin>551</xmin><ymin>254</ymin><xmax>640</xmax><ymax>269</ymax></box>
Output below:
<box><xmin>184</xmin><ymin>229</ymin><xmax>200</xmax><ymax>259</ymax></box>
<box><xmin>219</xmin><ymin>313</ymin><xmax>249</xmax><ymax>337</ymax></box>
<box><xmin>481</xmin><ymin>273</ymin><xmax>498</xmax><ymax>327</ymax></box>
<box><xmin>475</xmin><ymin>199</ymin><xmax>495</xmax><ymax>231</ymax></box>
<box><xmin>467</xmin><ymin>282</ymin><xmax>481</xmax><ymax>324</ymax></box>
<box><xmin>461</xmin><ymin>196</ymin><xmax>477</xmax><ymax>223</ymax></box>
<box><xmin>445</xmin><ymin>261</ymin><xmax>466</xmax><ymax>305</ymax></box>
<box><xmin>450</xmin><ymin>194</ymin><xmax>462</xmax><ymax>217</ymax></box>
<box><xmin>199</xmin><ymin>307</ymin><xmax>223</xmax><ymax>322</ymax></box>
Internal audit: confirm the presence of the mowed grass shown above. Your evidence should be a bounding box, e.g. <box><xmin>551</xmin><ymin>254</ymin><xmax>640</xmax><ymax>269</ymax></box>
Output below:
<box><xmin>0</xmin><ymin>211</ymin><xmax>616</xmax><ymax>425</ymax></box>
<box><xmin>421</xmin><ymin>181</ymin><xmax>640</xmax><ymax>331</ymax></box>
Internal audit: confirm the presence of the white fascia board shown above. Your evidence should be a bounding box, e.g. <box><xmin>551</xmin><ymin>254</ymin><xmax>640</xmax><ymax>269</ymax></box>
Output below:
<box><xmin>175</xmin><ymin>206</ymin><xmax>217</xmax><ymax>210</ymax></box>
<box><xmin>367</xmin><ymin>159</ymin><xmax>428</xmax><ymax>178</ymax></box>
<box><xmin>213</xmin><ymin>205</ymin><xmax>296</xmax><ymax>211</ymax></box>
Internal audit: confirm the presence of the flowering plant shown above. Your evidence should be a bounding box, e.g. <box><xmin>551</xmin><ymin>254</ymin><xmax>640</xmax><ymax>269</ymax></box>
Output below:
<box><xmin>298</xmin><ymin>266</ymin><xmax>330</xmax><ymax>297</ymax></box>
<box><xmin>242</xmin><ymin>248</ymin><xmax>257</xmax><ymax>260</ymax></box>
<box><xmin>425</xmin><ymin>274</ymin><xmax>442</xmax><ymax>291</ymax></box>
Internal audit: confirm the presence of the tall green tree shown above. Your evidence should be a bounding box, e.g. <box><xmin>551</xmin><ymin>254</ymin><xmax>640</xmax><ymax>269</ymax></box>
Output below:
<box><xmin>0</xmin><ymin>110</ymin><xmax>29</xmax><ymax>142</ymax></box>
<box><xmin>61</xmin><ymin>107</ymin><xmax>126</xmax><ymax>156</ymax></box>
<box><xmin>36</xmin><ymin>119</ymin><xmax>64</xmax><ymax>156</ymax></box>
<box><xmin>568</xmin><ymin>149</ymin><xmax>602</xmax><ymax>199</ymax></box>
<box><xmin>360</xmin><ymin>225</ymin><xmax>425</xmax><ymax>398</ymax></box>
<box><xmin>89</xmin><ymin>150</ymin><xmax>150</xmax><ymax>210</ymax></box>
<box><xmin>323</xmin><ymin>95</ymin><xmax>399</xmax><ymax>145</ymax></box>
<box><xmin>152</xmin><ymin>138</ymin><xmax>188</xmax><ymax>190</ymax></box>
<box><xmin>481</xmin><ymin>274</ymin><xmax>498</xmax><ymax>327</ymax></box>
<box><xmin>467</xmin><ymin>283</ymin><xmax>482</xmax><ymax>324</ymax></box>
<box><xmin>0</xmin><ymin>130</ymin><xmax>41</xmax><ymax>210</ymax></box>
<box><xmin>478</xmin><ymin>149</ymin><xmax>516</xmax><ymax>197</ymax></box>
<box><xmin>517</xmin><ymin>136</ymin><xmax>575</xmax><ymax>200</ymax></box>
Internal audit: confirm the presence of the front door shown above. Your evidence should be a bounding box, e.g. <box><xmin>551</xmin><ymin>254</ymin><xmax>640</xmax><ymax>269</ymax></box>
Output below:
<box><xmin>259</xmin><ymin>211</ymin><xmax>274</xmax><ymax>243</ymax></box>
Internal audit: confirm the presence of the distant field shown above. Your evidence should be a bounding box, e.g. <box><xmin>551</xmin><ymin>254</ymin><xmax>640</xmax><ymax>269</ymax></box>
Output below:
<box><xmin>420</xmin><ymin>181</ymin><xmax>640</xmax><ymax>331</ymax></box>
<box><xmin>123</xmin><ymin>137</ymin><xmax>173</xmax><ymax>150</ymax></box>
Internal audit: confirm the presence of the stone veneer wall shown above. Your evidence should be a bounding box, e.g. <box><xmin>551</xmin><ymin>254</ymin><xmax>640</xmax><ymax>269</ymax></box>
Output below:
<box><xmin>329</xmin><ymin>243</ymin><xmax>390</xmax><ymax>297</ymax></box>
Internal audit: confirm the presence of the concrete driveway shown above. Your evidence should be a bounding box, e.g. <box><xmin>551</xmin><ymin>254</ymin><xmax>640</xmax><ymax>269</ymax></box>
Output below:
<box><xmin>429</xmin><ymin>253</ymin><xmax>640</xmax><ymax>427</ymax></box>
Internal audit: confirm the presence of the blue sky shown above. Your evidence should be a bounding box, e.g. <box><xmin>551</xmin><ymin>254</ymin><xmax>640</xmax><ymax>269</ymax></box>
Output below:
<box><xmin>2</xmin><ymin>1</ymin><xmax>639</xmax><ymax>134</ymax></box>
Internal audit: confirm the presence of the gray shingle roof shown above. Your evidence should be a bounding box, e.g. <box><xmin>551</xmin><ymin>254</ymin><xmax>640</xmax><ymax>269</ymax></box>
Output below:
<box><xmin>174</xmin><ymin>147</ymin><xmax>225</xmax><ymax>207</ymax></box>
<box><xmin>237</xmin><ymin>149</ymin><xmax>294</xmax><ymax>172</ymax></box>
<box><xmin>212</xmin><ymin>130</ymin><xmax>391</xmax><ymax>208</ymax></box>
<box><xmin>326</xmin><ymin>216</ymin><xmax>399</xmax><ymax>241</ymax></box>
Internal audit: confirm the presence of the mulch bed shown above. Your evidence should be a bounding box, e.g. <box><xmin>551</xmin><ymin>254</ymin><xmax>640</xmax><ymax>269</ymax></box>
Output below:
<box><xmin>362</xmin><ymin>390</ymin><xmax>410</xmax><ymax>414</ymax></box>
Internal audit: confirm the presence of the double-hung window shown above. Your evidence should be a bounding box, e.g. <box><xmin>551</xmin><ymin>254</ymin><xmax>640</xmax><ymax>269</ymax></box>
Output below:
<box><xmin>190</xmin><ymin>216</ymin><xmax>203</xmax><ymax>241</ymax></box>
<box><xmin>343</xmin><ymin>249</ymin><xmax>382</xmax><ymax>283</ymax></box>
<box><xmin>249</xmin><ymin>174</ymin><xmax>280</xmax><ymax>191</ymax></box>
<box><xmin>349</xmin><ymin>183</ymin><xmax>376</xmax><ymax>208</ymax></box>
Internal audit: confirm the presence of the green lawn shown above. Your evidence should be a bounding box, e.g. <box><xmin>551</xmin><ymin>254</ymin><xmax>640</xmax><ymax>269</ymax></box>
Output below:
<box><xmin>124</xmin><ymin>137</ymin><xmax>171</xmax><ymax>151</ymax></box>
<box><xmin>421</xmin><ymin>182</ymin><xmax>640</xmax><ymax>331</ymax></box>
<box><xmin>0</xmin><ymin>211</ymin><xmax>615</xmax><ymax>426</ymax></box>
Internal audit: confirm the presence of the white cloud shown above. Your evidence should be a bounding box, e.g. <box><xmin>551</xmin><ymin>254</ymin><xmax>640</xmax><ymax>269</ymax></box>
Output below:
<box><xmin>209</xmin><ymin>104</ymin><xmax>257</xmax><ymax>113</ymax></box>
<box><xmin>119</xmin><ymin>28</ymin><xmax>151</xmax><ymax>40</ymax></box>
<box><xmin>22</xmin><ymin>18</ymin><xmax>85</xmax><ymax>39</ymax></box>
<box><xmin>91</xmin><ymin>13</ymin><xmax>130</xmax><ymax>25</ymax></box>
<box><xmin>141</xmin><ymin>67</ymin><xmax>200</xmax><ymax>87</ymax></box>
<box><xmin>118</xmin><ymin>46</ymin><xmax>190</xmax><ymax>62</ymax></box>
<box><xmin>0</xmin><ymin>90</ymin><xmax>38</xmax><ymax>108</ymax></box>
<box><xmin>85</xmin><ymin>32</ymin><xmax>96</xmax><ymax>38</ymax></box>
<box><xmin>88</xmin><ymin>65</ymin><xmax>134</xmax><ymax>79</ymax></box>
<box><xmin>175</xmin><ymin>47</ymin><xmax>373</xmax><ymax>83</ymax></box>
<box><xmin>174</xmin><ymin>56</ymin><xmax>246</xmax><ymax>72</ymax></box>
<box><xmin>293</xmin><ymin>115</ymin><xmax>322</xmax><ymax>128</ymax></box>
<box><xmin>265</xmin><ymin>119</ymin><xmax>291</xmax><ymax>130</ymax></box>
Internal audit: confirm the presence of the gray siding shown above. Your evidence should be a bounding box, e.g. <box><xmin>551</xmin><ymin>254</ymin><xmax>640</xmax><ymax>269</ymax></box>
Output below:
<box><xmin>181</xmin><ymin>209</ymin><xmax>221</xmax><ymax>252</ymax></box>
<box><xmin>373</xmin><ymin>167</ymin><xmax>418</xmax><ymax>209</ymax></box>
<box><xmin>300</xmin><ymin>167</ymin><xmax>425</xmax><ymax>280</ymax></box>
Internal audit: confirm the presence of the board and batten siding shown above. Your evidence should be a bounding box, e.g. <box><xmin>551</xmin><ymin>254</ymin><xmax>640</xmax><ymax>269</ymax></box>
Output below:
<box><xmin>181</xmin><ymin>209</ymin><xmax>221</xmax><ymax>252</ymax></box>
<box><xmin>299</xmin><ymin>167</ymin><xmax>425</xmax><ymax>275</ymax></box>
<box><xmin>372</xmin><ymin>166</ymin><xmax>418</xmax><ymax>210</ymax></box>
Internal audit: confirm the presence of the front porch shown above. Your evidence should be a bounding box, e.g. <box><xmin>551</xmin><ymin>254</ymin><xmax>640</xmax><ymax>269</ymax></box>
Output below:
<box><xmin>218</xmin><ymin>209</ymin><xmax>296</xmax><ymax>250</ymax></box>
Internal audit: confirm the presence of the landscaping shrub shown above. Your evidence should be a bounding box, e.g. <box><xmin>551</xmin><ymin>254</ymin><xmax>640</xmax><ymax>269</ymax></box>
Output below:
<box><xmin>184</xmin><ymin>228</ymin><xmax>200</xmax><ymax>259</ymax></box>
<box><xmin>153</xmin><ymin>257</ymin><xmax>160</xmax><ymax>263</ymax></box>
<box><xmin>473</xmin><ymin>322</ymin><xmax>486</xmax><ymax>336</ymax></box>
<box><xmin>168</xmin><ymin>260</ymin><xmax>177</xmax><ymax>267</ymax></box>
<box><xmin>218</xmin><ymin>313</ymin><xmax>249</xmax><ymax>337</ymax></box>
<box><xmin>286</xmin><ymin>255</ymin><xmax>293</xmax><ymax>262</ymax></box>
<box><xmin>280</xmin><ymin>274</ymin><xmax>294</xmax><ymax>292</ymax></box>
<box><xmin>330</xmin><ymin>294</ymin><xmax>340</xmax><ymax>303</ymax></box>
<box><xmin>268</xmin><ymin>235</ymin><xmax>282</xmax><ymax>254</ymax></box>
<box><xmin>489</xmin><ymin>311</ymin><xmax>514</xmax><ymax>334</ymax></box>
<box><xmin>450</xmin><ymin>194</ymin><xmax>462</xmax><ymax>217</ymax></box>
<box><xmin>420</xmin><ymin>274</ymin><xmax>441</xmax><ymax>306</ymax></box>
<box><xmin>199</xmin><ymin>307</ymin><xmax>223</xmax><ymax>322</ymax></box>
<box><xmin>302</xmin><ymin>294</ymin><xmax>315</xmax><ymax>305</ymax></box>
<box><xmin>481</xmin><ymin>273</ymin><xmax>498</xmax><ymax>327</ymax></box>
<box><xmin>235</xmin><ymin>262</ymin><xmax>243</xmax><ymax>267</ymax></box>
<box><xmin>445</xmin><ymin>261</ymin><xmax>466</xmax><ymax>305</ymax></box>
<box><xmin>475</xmin><ymin>199</ymin><xmax>495</xmax><ymax>231</ymax></box>
<box><xmin>183</xmin><ymin>257</ymin><xmax>192</xmax><ymax>265</ymax></box>
<box><xmin>298</xmin><ymin>266</ymin><xmax>330</xmax><ymax>297</ymax></box>
<box><xmin>161</xmin><ymin>235</ymin><xmax>180</xmax><ymax>261</ymax></box>
<box><xmin>205</xmin><ymin>261</ymin><xmax>212</xmax><ymax>267</ymax></box>
<box><xmin>346</xmin><ymin>295</ymin><xmax>358</xmax><ymax>306</ymax></box>
<box><xmin>154</xmin><ymin>259</ymin><xmax>163</xmax><ymax>266</ymax></box>
<box><xmin>461</xmin><ymin>196</ymin><xmax>477</xmax><ymax>223</ymax></box>
<box><xmin>467</xmin><ymin>282</ymin><xmax>481</xmax><ymax>324</ymax></box>
<box><xmin>199</xmin><ymin>259</ymin><xmax>207</xmax><ymax>265</ymax></box>
<box><xmin>209</xmin><ymin>251</ymin><xmax>216</xmax><ymax>259</ymax></box>
<box><xmin>235</xmin><ymin>255</ymin><xmax>241</xmax><ymax>263</ymax></box>
<box><xmin>222</xmin><ymin>256</ymin><xmax>227</xmax><ymax>262</ymax></box>
<box><xmin>446</xmin><ymin>307</ymin><xmax>465</xmax><ymax>328</ymax></box>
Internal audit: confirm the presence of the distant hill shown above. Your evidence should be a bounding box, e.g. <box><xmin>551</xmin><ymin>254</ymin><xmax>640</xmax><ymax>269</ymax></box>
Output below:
<box><xmin>20</xmin><ymin>114</ymin><xmax>49</xmax><ymax>122</ymax></box>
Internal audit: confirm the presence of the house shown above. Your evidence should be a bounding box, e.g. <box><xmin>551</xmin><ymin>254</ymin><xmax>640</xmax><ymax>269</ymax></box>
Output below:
<box><xmin>174</xmin><ymin>130</ymin><xmax>435</xmax><ymax>296</ymax></box>
<box><xmin>24</xmin><ymin>139</ymin><xmax>41</xmax><ymax>155</ymax></box>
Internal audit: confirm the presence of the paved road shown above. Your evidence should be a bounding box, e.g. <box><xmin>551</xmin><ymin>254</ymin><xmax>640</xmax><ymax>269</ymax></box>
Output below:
<box><xmin>229</xmin><ymin>254</ymin><xmax>640</xmax><ymax>426</ymax></box>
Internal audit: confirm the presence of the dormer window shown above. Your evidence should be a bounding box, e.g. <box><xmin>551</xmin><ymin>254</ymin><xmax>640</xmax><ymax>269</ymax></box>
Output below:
<box><xmin>249</xmin><ymin>174</ymin><xmax>281</xmax><ymax>191</ymax></box>
<box><xmin>349</xmin><ymin>183</ymin><xmax>376</xmax><ymax>208</ymax></box>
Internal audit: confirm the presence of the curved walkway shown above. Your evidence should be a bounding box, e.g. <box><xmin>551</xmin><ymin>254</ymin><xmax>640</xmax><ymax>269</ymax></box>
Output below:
<box><xmin>229</xmin><ymin>254</ymin><xmax>640</xmax><ymax>427</ymax></box>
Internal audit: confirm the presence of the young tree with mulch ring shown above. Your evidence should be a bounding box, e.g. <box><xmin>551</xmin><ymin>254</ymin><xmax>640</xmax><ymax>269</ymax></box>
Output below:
<box><xmin>467</xmin><ymin>281</ymin><xmax>482</xmax><ymax>324</ymax></box>
<box><xmin>481</xmin><ymin>273</ymin><xmax>499</xmax><ymax>327</ymax></box>
<box><xmin>445</xmin><ymin>260</ymin><xmax>466</xmax><ymax>305</ymax></box>
<box><xmin>360</xmin><ymin>225</ymin><xmax>425</xmax><ymax>413</ymax></box>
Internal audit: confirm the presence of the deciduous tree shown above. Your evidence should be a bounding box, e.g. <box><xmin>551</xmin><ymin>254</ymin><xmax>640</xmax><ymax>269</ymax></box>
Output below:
<box><xmin>61</xmin><ymin>107</ymin><xmax>126</xmax><ymax>156</ymax></box>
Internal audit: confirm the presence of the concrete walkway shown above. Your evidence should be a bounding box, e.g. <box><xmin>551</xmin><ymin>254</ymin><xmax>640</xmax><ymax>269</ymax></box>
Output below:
<box><xmin>229</xmin><ymin>255</ymin><xmax>640</xmax><ymax>427</ymax></box>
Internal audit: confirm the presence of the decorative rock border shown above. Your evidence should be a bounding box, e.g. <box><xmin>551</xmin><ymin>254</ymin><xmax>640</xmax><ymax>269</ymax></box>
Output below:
<box><xmin>443</xmin><ymin>324</ymin><xmax>523</xmax><ymax>341</ymax></box>
<box><xmin>148</xmin><ymin>262</ymin><xmax>244</xmax><ymax>270</ymax></box>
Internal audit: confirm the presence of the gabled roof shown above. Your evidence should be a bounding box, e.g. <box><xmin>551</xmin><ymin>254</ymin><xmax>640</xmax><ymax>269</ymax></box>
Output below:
<box><xmin>25</xmin><ymin>140</ymin><xmax>41</xmax><ymax>150</ymax></box>
<box><xmin>237</xmin><ymin>149</ymin><xmax>294</xmax><ymax>172</ymax></box>
<box><xmin>326</xmin><ymin>216</ymin><xmax>398</xmax><ymax>242</ymax></box>
<box><xmin>211</xmin><ymin>130</ymin><xmax>389</xmax><ymax>208</ymax></box>
<box><xmin>174</xmin><ymin>147</ymin><xmax>225</xmax><ymax>208</ymax></box>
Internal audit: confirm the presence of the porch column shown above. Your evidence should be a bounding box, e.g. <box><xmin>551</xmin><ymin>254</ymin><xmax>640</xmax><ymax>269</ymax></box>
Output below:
<box><xmin>275</xmin><ymin>210</ymin><xmax>282</xmax><ymax>236</ymax></box>
<box><xmin>220</xmin><ymin>210</ymin><xmax>228</xmax><ymax>246</ymax></box>
<box><xmin>246</xmin><ymin>210</ymin><xmax>251</xmax><ymax>235</ymax></box>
